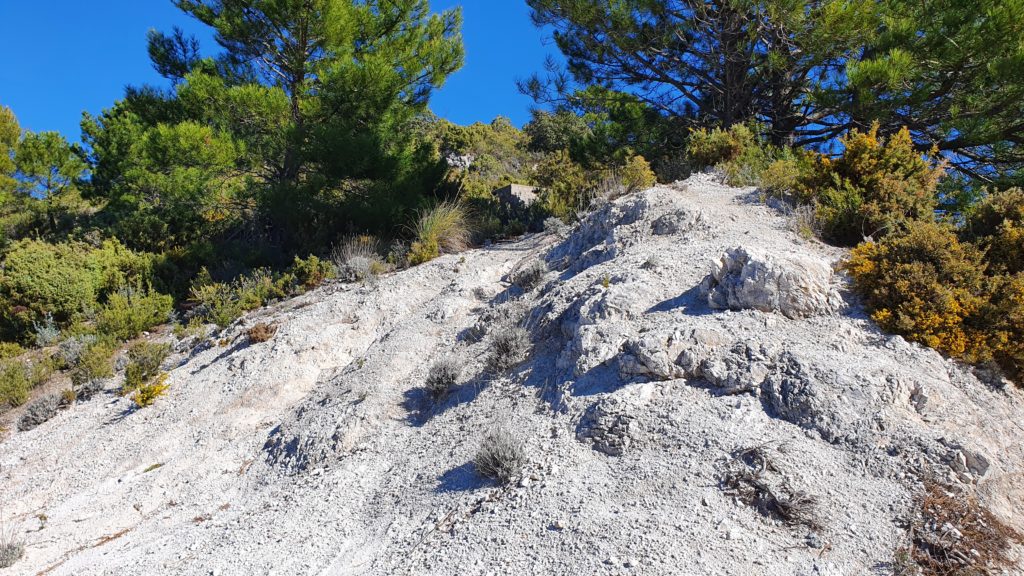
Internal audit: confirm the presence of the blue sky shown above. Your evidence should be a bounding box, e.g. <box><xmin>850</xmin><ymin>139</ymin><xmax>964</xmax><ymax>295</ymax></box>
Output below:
<box><xmin>0</xmin><ymin>1</ymin><xmax>559</xmax><ymax>139</ymax></box>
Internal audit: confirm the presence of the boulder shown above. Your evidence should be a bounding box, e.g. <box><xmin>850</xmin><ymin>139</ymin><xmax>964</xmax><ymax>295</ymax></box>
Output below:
<box><xmin>701</xmin><ymin>247</ymin><xmax>842</xmax><ymax>318</ymax></box>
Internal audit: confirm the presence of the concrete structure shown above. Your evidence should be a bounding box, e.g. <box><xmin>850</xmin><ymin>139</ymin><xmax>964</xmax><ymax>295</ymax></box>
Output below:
<box><xmin>493</xmin><ymin>183</ymin><xmax>539</xmax><ymax>210</ymax></box>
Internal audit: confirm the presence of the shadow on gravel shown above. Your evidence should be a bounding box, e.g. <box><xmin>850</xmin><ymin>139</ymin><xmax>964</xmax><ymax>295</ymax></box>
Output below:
<box><xmin>436</xmin><ymin>462</ymin><xmax>486</xmax><ymax>493</ymax></box>
<box><xmin>189</xmin><ymin>338</ymin><xmax>249</xmax><ymax>374</ymax></box>
<box><xmin>647</xmin><ymin>285</ymin><xmax>713</xmax><ymax>315</ymax></box>
<box><xmin>402</xmin><ymin>378</ymin><xmax>490</xmax><ymax>427</ymax></box>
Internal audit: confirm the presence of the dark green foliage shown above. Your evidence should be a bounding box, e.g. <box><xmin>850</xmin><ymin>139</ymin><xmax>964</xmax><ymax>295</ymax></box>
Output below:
<box><xmin>0</xmin><ymin>361</ymin><xmax>30</xmax><ymax>408</ymax></box>
<box><xmin>0</xmin><ymin>238</ymin><xmax>164</xmax><ymax>342</ymax></box>
<box><xmin>96</xmin><ymin>290</ymin><xmax>174</xmax><ymax>341</ymax></box>
<box><xmin>965</xmin><ymin>188</ymin><xmax>1024</xmax><ymax>275</ymax></box>
<box><xmin>845</xmin><ymin>0</ymin><xmax>1024</xmax><ymax>183</ymax></box>
<box><xmin>70</xmin><ymin>337</ymin><xmax>118</xmax><ymax>387</ymax></box>
<box><xmin>776</xmin><ymin>126</ymin><xmax>945</xmax><ymax>246</ymax></box>
<box><xmin>524</xmin><ymin>0</ymin><xmax>876</xmax><ymax>144</ymax></box>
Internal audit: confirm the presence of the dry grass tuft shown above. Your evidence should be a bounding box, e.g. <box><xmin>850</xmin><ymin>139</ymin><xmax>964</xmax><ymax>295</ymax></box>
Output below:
<box><xmin>720</xmin><ymin>445</ymin><xmax>818</xmax><ymax>528</ymax></box>
<box><xmin>408</xmin><ymin>201</ymin><xmax>473</xmax><ymax>265</ymax></box>
<box><xmin>247</xmin><ymin>323</ymin><xmax>278</xmax><ymax>344</ymax></box>
<box><xmin>425</xmin><ymin>357</ymin><xmax>461</xmax><ymax>400</ymax></box>
<box><xmin>897</xmin><ymin>482</ymin><xmax>1022</xmax><ymax>576</ymax></box>
<box><xmin>474</xmin><ymin>425</ymin><xmax>526</xmax><ymax>485</ymax></box>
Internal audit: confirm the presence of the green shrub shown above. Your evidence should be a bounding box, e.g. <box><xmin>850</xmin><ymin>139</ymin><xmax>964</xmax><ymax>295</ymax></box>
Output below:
<box><xmin>0</xmin><ymin>361</ymin><xmax>30</xmax><ymax>407</ymax></box>
<box><xmin>190</xmin><ymin>281</ymin><xmax>243</xmax><ymax>328</ymax></box>
<box><xmin>686</xmin><ymin>124</ymin><xmax>759</xmax><ymax>168</ymax></box>
<box><xmin>408</xmin><ymin>201</ymin><xmax>472</xmax><ymax>265</ymax></box>
<box><xmin>966</xmin><ymin>188</ymin><xmax>1024</xmax><ymax>275</ymax></box>
<box><xmin>533</xmin><ymin>150</ymin><xmax>590</xmax><ymax>220</ymax></box>
<box><xmin>70</xmin><ymin>337</ymin><xmax>118</xmax><ymax>386</ymax></box>
<box><xmin>845</xmin><ymin>220</ymin><xmax>988</xmax><ymax>360</ymax></box>
<box><xmin>0</xmin><ymin>342</ymin><xmax>24</xmax><ymax>360</ymax></box>
<box><xmin>620</xmin><ymin>154</ymin><xmax>657</xmax><ymax>192</ymax></box>
<box><xmin>0</xmin><ymin>238</ymin><xmax>160</xmax><ymax>343</ymax></box>
<box><xmin>687</xmin><ymin>125</ymin><xmax>749</xmax><ymax>167</ymax></box>
<box><xmin>759</xmin><ymin>150</ymin><xmax>817</xmax><ymax>200</ymax></box>
<box><xmin>123</xmin><ymin>341</ymin><xmax>172</xmax><ymax>394</ymax></box>
<box><xmin>809</xmin><ymin>125</ymin><xmax>944</xmax><ymax>246</ymax></box>
<box><xmin>97</xmin><ymin>289</ymin><xmax>174</xmax><ymax>341</ymax></box>
<box><xmin>973</xmin><ymin>272</ymin><xmax>1024</xmax><ymax>382</ymax></box>
<box><xmin>290</xmin><ymin>255</ymin><xmax>334</xmax><ymax>289</ymax></box>
<box><xmin>131</xmin><ymin>373</ymin><xmax>169</xmax><ymax>408</ymax></box>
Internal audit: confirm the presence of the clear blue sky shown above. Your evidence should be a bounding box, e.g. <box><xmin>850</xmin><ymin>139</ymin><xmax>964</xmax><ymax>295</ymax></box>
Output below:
<box><xmin>0</xmin><ymin>1</ymin><xmax>559</xmax><ymax>140</ymax></box>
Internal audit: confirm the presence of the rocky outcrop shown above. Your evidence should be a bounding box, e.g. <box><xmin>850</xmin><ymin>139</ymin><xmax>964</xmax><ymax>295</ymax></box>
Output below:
<box><xmin>701</xmin><ymin>247</ymin><xmax>842</xmax><ymax>318</ymax></box>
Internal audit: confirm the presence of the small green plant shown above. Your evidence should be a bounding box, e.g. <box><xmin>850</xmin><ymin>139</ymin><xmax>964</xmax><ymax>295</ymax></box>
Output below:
<box><xmin>601</xmin><ymin>274</ymin><xmax>611</xmax><ymax>289</ymax></box>
<box><xmin>123</xmin><ymin>341</ymin><xmax>172</xmax><ymax>394</ymax></box>
<box><xmin>0</xmin><ymin>343</ymin><xmax>23</xmax><ymax>360</ymax></box>
<box><xmin>425</xmin><ymin>357</ymin><xmax>461</xmax><ymax>399</ymax></box>
<box><xmin>686</xmin><ymin>124</ymin><xmax>758</xmax><ymax>168</ymax></box>
<box><xmin>70</xmin><ymin>337</ymin><xmax>118</xmax><ymax>387</ymax></box>
<box><xmin>143</xmin><ymin>462</ymin><xmax>164</xmax><ymax>473</ymax></box>
<box><xmin>474</xmin><ymin>425</ymin><xmax>526</xmax><ymax>485</ymax></box>
<box><xmin>290</xmin><ymin>255</ymin><xmax>334</xmax><ymax>289</ymax></box>
<box><xmin>131</xmin><ymin>373</ymin><xmax>169</xmax><ymax>408</ymax></box>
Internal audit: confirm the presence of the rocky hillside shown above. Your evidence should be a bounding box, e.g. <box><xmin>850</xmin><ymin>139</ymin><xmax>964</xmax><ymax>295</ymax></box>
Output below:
<box><xmin>2</xmin><ymin>175</ymin><xmax>1022</xmax><ymax>575</ymax></box>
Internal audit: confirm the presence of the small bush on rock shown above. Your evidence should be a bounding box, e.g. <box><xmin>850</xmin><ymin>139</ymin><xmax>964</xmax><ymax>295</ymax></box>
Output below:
<box><xmin>123</xmin><ymin>342</ymin><xmax>171</xmax><ymax>394</ymax></box>
<box><xmin>332</xmin><ymin>236</ymin><xmax>387</xmax><ymax>283</ymax></box>
<box><xmin>513</xmin><ymin>261</ymin><xmax>547</xmax><ymax>292</ymax></box>
<box><xmin>474</xmin><ymin>425</ymin><xmax>526</xmax><ymax>485</ymax></box>
<box><xmin>57</xmin><ymin>334</ymin><xmax>98</xmax><ymax>368</ymax></box>
<box><xmin>0</xmin><ymin>536</ymin><xmax>23</xmax><ymax>569</ymax></box>
<box><xmin>131</xmin><ymin>373</ymin><xmax>169</xmax><ymax>408</ymax></box>
<box><xmin>620</xmin><ymin>154</ymin><xmax>657</xmax><ymax>192</ymax></box>
<box><xmin>290</xmin><ymin>255</ymin><xmax>334</xmax><ymax>290</ymax></box>
<box><xmin>70</xmin><ymin>337</ymin><xmax>117</xmax><ymax>386</ymax></box>
<box><xmin>17</xmin><ymin>394</ymin><xmax>60</xmax><ymax>431</ymax></box>
<box><xmin>487</xmin><ymin>325</ymin><xmax>530</xmax><ymax>373</ymax></box>
<box><xmin>425</xmin><ymin>357</ymin><xmax>461</xmax><ymax>399</ymax></box>
<box><xmin>897</xmin><ymin>483</ymin><xmax>1022</xmax><ymax>576</ymax></box>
